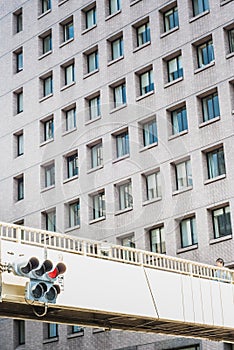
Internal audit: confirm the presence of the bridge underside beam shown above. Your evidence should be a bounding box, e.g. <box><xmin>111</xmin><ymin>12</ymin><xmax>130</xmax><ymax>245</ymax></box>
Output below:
<box><xmin>0</xmin><ymin>301</ymin><xmax>233</xmax><ymax>343</ymax></box>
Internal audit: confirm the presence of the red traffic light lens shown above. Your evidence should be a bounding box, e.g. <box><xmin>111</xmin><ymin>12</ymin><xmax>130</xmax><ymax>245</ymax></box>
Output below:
<box><xmin>47</xmin><ymin>263</ymin><xmax>66</xmax><ymax>279</ymax></box>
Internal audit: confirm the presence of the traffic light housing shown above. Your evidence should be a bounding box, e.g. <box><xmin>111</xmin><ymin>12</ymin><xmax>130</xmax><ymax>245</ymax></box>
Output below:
<box><xmin>12</xmin><ymin>257</ymin><xmax>66</xmax><ymax>304</ymax></box>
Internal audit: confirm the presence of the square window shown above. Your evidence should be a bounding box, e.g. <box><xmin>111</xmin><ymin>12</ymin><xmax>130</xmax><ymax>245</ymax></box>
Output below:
<box><xmin>63</xmin><ymin>62</ymin><xmax>75</xmax><ymax>86</ymax></box>
<box><xmin>121</xmin><ymin>235</ymin><xmax>135</xmax><ymax>248</ymax></box>
<box><xmin>15</xmin><ymin>175</ymin><xmax>24</xmax><ymax>201</ymax></box>
<box><xmin>61</xmin><ymin>18</ymin><xmax>74</xmax><ymax>43</ymax></box>
<box><xmin>42</xmin><ymin>162</ymin><xmax>55</xmax><ymax>188</ymax></box>
<box><xmin>47</xmin><ymin>324</ymin><xmax>58</xmax><ymax>338</ymax></box>
<box><xmin>145</xmin><ymin>171</ymin><xmax>161</xmax><ymax>200</ymax></box>
<box><xmin>206</xmin><ymin>146</ymin><xmax>226</xmax><ymax>179</ymax></box>
<box><xmin>65</xmin><ymin>107</ymin><xmax>76</xmax><ymax>131</ymax></box>
<box><xmin>228</xmin><ymin>28</ymin><xmax>234</xmax><ymax>53</ymax></box>
<box><xmin>212</xmin><ymin>206</ymin><xmax>232</xmax><ymax>239</ymax></box>
<box><xmin>116</xmin><ymin>131</ymin><xmax>129</xmax><ymax>158</ymax></box>
<box><xmin>14</xmin><ymin>131</ymin><xmax>24</xmax><ymax>157</ymax></box>
<box><xmin>44</xmin><ymin>210</ymin><xmax>56</xmax><ymax>231</ymax></box>
<box><xmin>66</xmin><ymin>152</ymin><xmax>78</xmax><ymax>178</ymax></box>
<box><xmin>116</xmin><ymin>181</ymin><xmax>133</xmax><ymax>211</ymax></box>
<box><xmin>13</xmin><ymin>8</ymin><xmax>23</xmax><ymax>33</ymax></box>
<box><xmin>192</xmin><ymin>0</ymin><xmax>209</xmax><ymax>16</ymax></box>
<box><xmin>87</xmin><ymin>94</ymin><xmax>101</xmax><ymax>120</ymax></box>
<box><xmin>85</xmin><ymin>6</ymin><xmax>96</xmax><ymax>29</ymax></box>
<box><xmin>150</xmin><ymin>227</ymin><xmax>166</xmax><ymax>254</ymax></box>
<box><xmin>136</xmin><ymin>22</ymin><xmax>151</xmax><ymax>47</ymax></box>
<box><xmin>41</xmin><ymin>117</ymin><xmax>54</xmax><ymax>142</ymax></box>
<box><xmin>171</xmin><ymin>106</ymin><xmax>188</xmax><ymax>134</ymax></box>
<box><xmin>41</xmin><ymin>0</ymin><xmax>51</xmax><ymax>14</ymax></box>
<box><xmin>14</xmin><ymin>89</ymin><xmax>23</xmax><ymax>114</ymax></box>
<box><xmin>113</xmin><ymin>83</ymin><xmax>126</xmax><ymax>108</ymax></box>
<box><xmin>70</xmin><ymin>326</ymin><xmax>84</xmax><ymax>334</ymax></box>
<box><xmin>14</xmin><ymin>48</ymin><xmax>23</xmax><ymax>73</ymax></box>
<box><xmin>109</xmin><ymin>0</ymin><xmax>121</xmax><ymax>15</ymax></box>
<box><xmin>163</xmin><ymin>6</ymin><xmax>179</xmax><ymax>32</ymax></box>
<box><xmin>139</xmin><ymin>70</ymin><xmax>154</xmax><ymax>96</ymax></box>
<box><xmin>167</xmin><ymin>55</ymin><xmax>183</xmax><ymax>82</ymax></box>
<box><xmin>15</xmin><ymin>320</ymin><xmax>25</xmax><ymax>346</ymax></box>
<box><xmin>41</xmin><ymin>32</ymin><xmax>52</xmax><ymax>55</ymax></box>
<box><xmin>87</xmin><ymin>50</ymin><xmax>99</xmax><ymax>73</ymax></box>
<box><xmin>69</xmin><ymin>200</ymin><xmax>80</xmax><ymax>227</ymax></box>
<box><xmin>180</xmin><ymin>216</ymin><xmax>197</xmax><ymax>248</ymax></box>
<box><xmin>201</xmin><ymin>92</ymin><xmax>220</xmax><ymax>121</ymax></box>
<box><xmin>142</xmin><ymin>119</ymin><xmax>157</xmax><ymax>147</ymax></box>
<box><xmin>91</xmin><ymin>191</ymin><xmax>105</xmax><ymax>220</ymax></box>
<box><xmin>111</xmin><ymin>36</ymin><xmax>124</xmax><ymax>61</ymax></box>
<box><xmin>175</xmin><ymin>159</ymin><xmax>193</xmax><ymax>190</ymax></box>
<box><xmin>197</xmin><ymin>39</ymin><xmax>214</xmax><ymax>68</ymax></box>
<box><xmin>90</xmin><ymin>142</ymin><xmax>103</xmax><ymax>168</ymax></box>
<box><xmin>40</xmin><ymin>73</ymin><xmax>53</xmax><ymax>97</ymax></box>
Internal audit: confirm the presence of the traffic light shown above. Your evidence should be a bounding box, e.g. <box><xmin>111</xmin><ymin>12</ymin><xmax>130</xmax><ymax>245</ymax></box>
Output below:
<box><xmin>12</xmin><ymin>257</ymin><xmax>66</xmax><ymax>304</ymax></box>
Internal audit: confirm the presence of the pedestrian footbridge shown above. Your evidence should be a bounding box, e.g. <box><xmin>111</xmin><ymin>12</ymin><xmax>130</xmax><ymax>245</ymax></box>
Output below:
<box><xmin>0</xmin><ymin>222</ymin><xmax>233</xmax><ymax>342</ymax></box>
